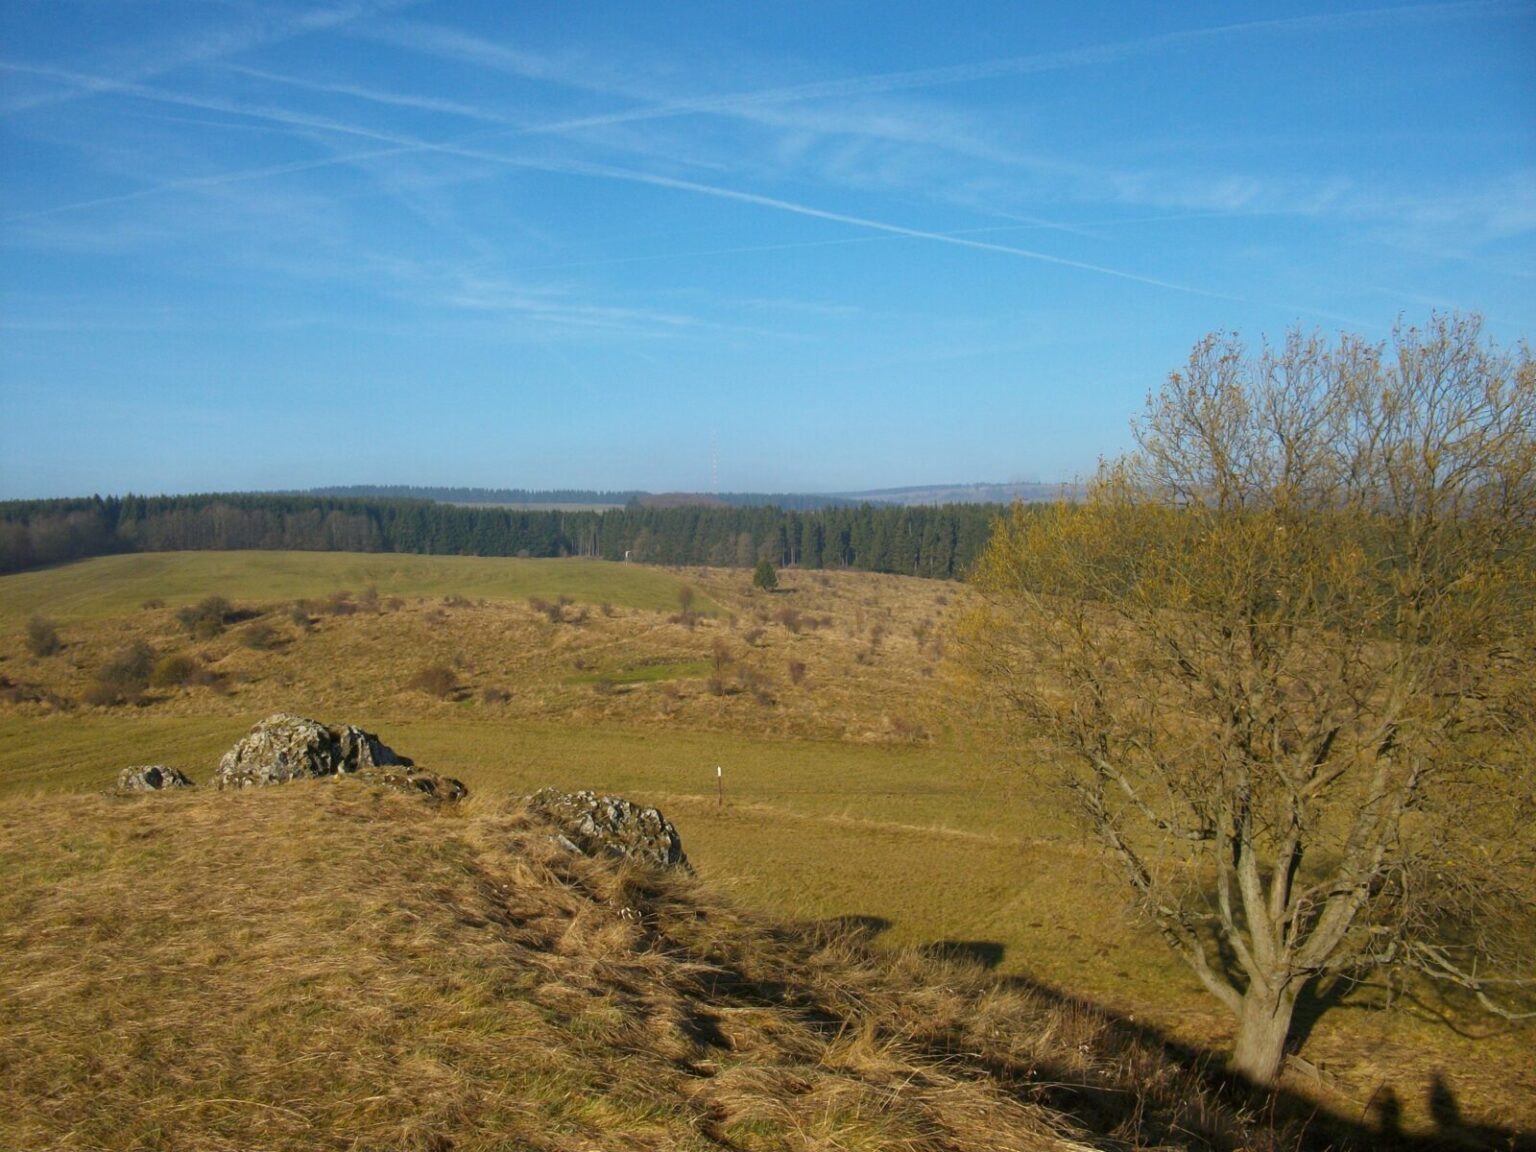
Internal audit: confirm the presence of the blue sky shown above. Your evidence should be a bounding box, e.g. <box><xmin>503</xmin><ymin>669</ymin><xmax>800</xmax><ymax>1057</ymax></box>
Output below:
<box><xmin>2</xmin><ymin>1</ymin><xmax>1532</xmax><ymax>498</ymax></box>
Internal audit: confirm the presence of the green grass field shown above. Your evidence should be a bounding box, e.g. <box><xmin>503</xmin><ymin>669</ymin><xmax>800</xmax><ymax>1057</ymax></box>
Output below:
<box><xmin>0</xmin><ymin>551</ymin><xmax>713</xmax><ymax>625</ymax></box>
<box><xmin>2</xmin><ymin>551</ymin><xmax>1531</xmax><ymax>1138</ymax></box>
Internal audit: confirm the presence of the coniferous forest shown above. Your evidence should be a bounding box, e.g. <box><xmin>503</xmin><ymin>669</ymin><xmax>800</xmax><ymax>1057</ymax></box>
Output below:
<box><xmin>0</xmin><ymin>493</ymin><xmax>1002</xmax><ymax>579</ymax></box>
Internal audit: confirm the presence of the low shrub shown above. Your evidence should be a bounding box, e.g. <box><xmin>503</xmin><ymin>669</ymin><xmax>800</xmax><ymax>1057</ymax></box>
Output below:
<box><xmin>150</xmin><ymin>653</ymin><xmax>199</xmax><ymax>688</ymax></box>
<box><xmin>528</xmin><ymin>596</ymin><xmax>565</xmax><ymax>624</ymax></box>
<box><xmin>87</xmin><ymin>641</ymin><xmax>155</xmax><ymax>706</ymax></box>
<box><xmin>0</xmin><ymin>674</ymin><xmax>70</xmax><ymax>710</ymax></box>
<box><xmin>188</xmin><ymin>667</ymin><xmax>229</xmax><ymax>694</ymax></box>
<box><xmin>480</xmin><ymin>686</ymin><xmax>511</xmax><ymax>705</ymax></box>
<box><xmin>102</xmin><ymin>641</ymin><xmax>154</xmax><ymax>683</ymax></box>
<box><xmin>742</xmin><ymin>667</ymin><xmax>775</xmax><ymax>706</ymax></box>
<box><xmin>330</xmin><ymin>592</ymin><xmax>359</xmax><ymax>616</ymax></box>
<box><xmin>81</xmin><ymin>680</ymin><xmax>127</xmax><ymax>707</ymax></box>
<box><xmin>176</xmin><ymin>596</ymin><xmax>234</xmax><ymax>639</ymax></box>
<box><xmin>240</xmin><ymin>620</ymin><xmax>279</xmax><ymax>651</ymax></box>
<box><xmin>409</xmin><ymin>664</ymin><xmax>458</xmax><ymax>699</ymax></box>
<box><xmin>25</xmin><ymin>616</ymin><xmax>60</xmax><ymax>657</ymax></box>
<box><xmin>788</xmin><ymin>659</ymin><xmax>807</xmax><ymax>686</ymax></box>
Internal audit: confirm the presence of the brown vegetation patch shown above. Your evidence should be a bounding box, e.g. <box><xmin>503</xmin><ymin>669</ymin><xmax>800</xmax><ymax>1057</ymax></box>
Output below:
<box><xmin>0</xmin><ymin>784</ymin><xmax>1326</xmax><ymax>1151</ymax></box>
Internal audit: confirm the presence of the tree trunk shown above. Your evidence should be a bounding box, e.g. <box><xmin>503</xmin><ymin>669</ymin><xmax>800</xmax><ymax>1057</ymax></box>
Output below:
<box><xmin>1228</xmin><ymin>980</ymin><xmax>1299</xmax><ymax>1086</ymax></box>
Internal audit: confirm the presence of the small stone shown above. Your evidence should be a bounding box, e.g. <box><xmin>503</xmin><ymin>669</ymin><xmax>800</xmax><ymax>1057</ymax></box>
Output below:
<box><xmin>116</xmin><ymin>765</ymin><xmax>195</xmax><ymax>792</ymax></box>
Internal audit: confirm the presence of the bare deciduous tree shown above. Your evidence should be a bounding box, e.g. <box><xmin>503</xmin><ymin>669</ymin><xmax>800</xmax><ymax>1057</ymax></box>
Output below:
<box><xmin>961</xmin><ymin>315</ymin><xmax>1536</xmax><ymax>1085</ymax></box>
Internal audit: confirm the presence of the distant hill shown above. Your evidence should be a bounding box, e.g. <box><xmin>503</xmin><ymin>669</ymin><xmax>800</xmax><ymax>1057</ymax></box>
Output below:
<box><xmin>303</xmin><ymin>485</ymin><xmax>641</xmax><ymax>508</ymax></box>
<box><xmin>831</xmin><ymin>481</ymin><xmax>1082</xmax><ymax>506</ymax></box>
<box><xmin>300</xmin><ymin>484</ymin><xmax>1072</xmax><ymax>510</ymax></box>
<box><xmin>636</xmin><ymin>491</ymin><xmax>857</xmax><ymax>511</ymax></box>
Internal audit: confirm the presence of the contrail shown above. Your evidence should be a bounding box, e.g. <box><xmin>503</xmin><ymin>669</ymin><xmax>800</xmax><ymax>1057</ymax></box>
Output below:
<box><xmin>549</xmin><ymin>161</ymin><xmax>1247</xmax><ymax>302</ymax></box>
<box><xmin>373</xmin><ymin>1</ymin><xmax>1511</xmax><ymax>139</ymax></box>
<box><xmin>1</xmin><ymin>78</ymin><xmax>1233</xmax><ymax>302</ymax></box>
<box><xmin>0</xmin><ymin>0</ymin><xmax>424</xmax><ymax>114</ymax></box>
<box><xmin>2</xmin><ymin>147</ymin><xmax>420</xmax><ymax>223</ymax></box>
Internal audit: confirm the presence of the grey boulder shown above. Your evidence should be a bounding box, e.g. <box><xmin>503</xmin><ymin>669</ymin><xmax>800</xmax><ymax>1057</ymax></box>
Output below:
<box><xmin>527</xmin><ymin>788</ymin><xmax>688</xmax><ymax>870</ymax></box>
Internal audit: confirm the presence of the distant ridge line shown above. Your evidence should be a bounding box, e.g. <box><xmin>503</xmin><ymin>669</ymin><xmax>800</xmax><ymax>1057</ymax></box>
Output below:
<box><xmin>302</xmin><ymin>483</ymin><xmax>1075</xmax><ymax>509</ymax></box>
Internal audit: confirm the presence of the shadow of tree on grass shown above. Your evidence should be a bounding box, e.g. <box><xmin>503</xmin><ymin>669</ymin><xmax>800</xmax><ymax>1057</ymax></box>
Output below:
<box><xmin>808</xmin><ymin>915</ymin><xmax>1533</xmax><ymax>1152</ymax></box>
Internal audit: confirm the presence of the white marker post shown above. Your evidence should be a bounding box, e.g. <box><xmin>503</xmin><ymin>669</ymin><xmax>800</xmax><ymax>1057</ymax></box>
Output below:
<box><xmin>716</xmin><ymin>765</ymin><xmax>723</xmax><ymax>809</ymax></box>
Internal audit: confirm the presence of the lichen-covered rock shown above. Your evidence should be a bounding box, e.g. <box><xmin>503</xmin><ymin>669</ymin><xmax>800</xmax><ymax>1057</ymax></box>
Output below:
<box><xmin>526</xmin><ymin>789</ymin><xmax>688</xmax><ymax>870</ymax></box>
<box><xmin>116</xmin><ymin>765</ymin><xmax>195</xmax><ymax>792</ymax></box>
<box><xmin>212</xmin><ymin>713</ymin><xmax>466</xmax><ymax>801</ymax></box>
<box><xmin>213</xmin><ymin>713</ymin><xmax>396</xmax><ymax>788</ymax></box>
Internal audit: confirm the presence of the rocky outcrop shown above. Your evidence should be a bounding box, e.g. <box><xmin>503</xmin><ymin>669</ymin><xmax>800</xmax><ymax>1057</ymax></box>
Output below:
<box><xmin>214</xmin><ymin>714</ymin><xmax>401</xmax><ymax>788</ymax></box>
<box><xmin>116</xmin><ymin>765</ymin><xmax>195</xmax><ymax>792</ymax></box>
<box><xmin>212</xmin><ymin>713</ymin><xmax>466</xmax><ymax>800</ymax></box>
<box><xmin>526</xmin><ymin>789</ymin><xmax>688</xmax><ymax>870</ymax></box>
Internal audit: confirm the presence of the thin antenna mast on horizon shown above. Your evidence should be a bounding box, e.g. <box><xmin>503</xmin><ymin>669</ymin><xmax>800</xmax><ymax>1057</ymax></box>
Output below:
<box><xmin>711</xmin><ymin>431</ymin><xmax>719</xmax><ymax>495</ymax></box>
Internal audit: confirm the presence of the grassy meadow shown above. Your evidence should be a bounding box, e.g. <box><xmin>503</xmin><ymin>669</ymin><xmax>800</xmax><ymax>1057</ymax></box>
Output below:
<box><xmin>2</xmin><ymin>550</ymin><xmax>1532</xmax><ymax>1142</ymax></box>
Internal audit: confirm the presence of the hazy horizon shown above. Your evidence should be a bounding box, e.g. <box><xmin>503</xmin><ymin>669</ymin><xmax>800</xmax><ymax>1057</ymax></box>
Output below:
<box><xmin>3</xmin><ymin>1</ymin><xmax>1532</xmax><ymax>499</ymax></box>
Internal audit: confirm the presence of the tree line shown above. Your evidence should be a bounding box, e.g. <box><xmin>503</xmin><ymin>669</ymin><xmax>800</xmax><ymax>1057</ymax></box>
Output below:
<box><xmin>306</xmin><ymin>484</ymin><xmax>861</xmax><ymax>511</ymax></box>
<box><xmin>0</xmin><ymin>492</ymin><xmax>1000</xmax><ymax>579</ymax></box>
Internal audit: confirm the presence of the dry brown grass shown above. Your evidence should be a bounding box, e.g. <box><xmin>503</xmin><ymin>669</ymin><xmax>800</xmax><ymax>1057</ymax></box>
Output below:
<box><xmin>1</xmin><ymin>556</ymin><xmax>1531</xmax><ymax>1143</ymax></box>
<box><xmin>0</xmin><ymin>566</ymin><xmax>959</xmax><ymax>746</ymax></box>
<box><xmin>0</xmin><ymin>781</ymin><xmax>1295</xmax><ymax>1151</ymax></box>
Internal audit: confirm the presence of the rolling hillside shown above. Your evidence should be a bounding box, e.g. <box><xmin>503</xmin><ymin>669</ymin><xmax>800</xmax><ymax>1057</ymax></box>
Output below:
<box><xmin>1</xmin><ymin>552</ymin><xmax>1531</xmax><ymax>1147</ymax></box>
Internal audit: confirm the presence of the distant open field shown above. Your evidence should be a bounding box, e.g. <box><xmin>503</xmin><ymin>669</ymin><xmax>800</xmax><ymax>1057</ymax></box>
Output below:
<box><xmin>2</xmin><ymin>551</ymin><xmax>1531</xmax><ymax>1137</ymax></box>
<box><xmin>0</xmin><ymin>551</ymin><xmax>709</xmax><ymax>624</ymax></box>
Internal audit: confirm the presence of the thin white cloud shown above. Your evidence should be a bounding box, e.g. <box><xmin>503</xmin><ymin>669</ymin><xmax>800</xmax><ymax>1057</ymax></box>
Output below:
<box><xmin>335</xmin><ymin>2</ymin><xmax>1526</xmax><ymax>227</ymax></box>
<box><xmin>220</xmin><ymin>64</ymin><xmax>525</xmax><ymax>126</ymax></box>
<box><xmin>1</xmin><ymin>0</ymin><xmax>422</xmax><ymax>114</ymax></box>
<box><xmin>369</xmin><ymin>3</ymin><xmax>1516</xmax><ymax>135</ymax></box>
<box><xmin>2</xmin><ymin>139</ymin><xmax>418</xmax><ymax>224</ymax></box>
<box><xmin>2</xmin><ymin>79</ymin><xmax>1235</xmax><ymax>302</ymax></box>
<box><xmin>0</xmin><ymin>61</ymin><xmax>425</xmax><ymax>150</ymax></box>
<box><xmin>551</xmin><ymin>160</ymin><xmax>1246</xmax><ymax>302</ymax></box>
<box><xmin>5</xmin><ymin>1</ymin><xmax>1524</xmax><ymax>324</ymax></box>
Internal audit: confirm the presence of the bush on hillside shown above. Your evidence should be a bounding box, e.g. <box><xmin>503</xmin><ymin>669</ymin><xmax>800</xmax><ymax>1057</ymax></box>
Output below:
<box><xmin>150</xmin><ymin>653</ymin><xmax>199</xmax><ymax>689</ymax></box>
<box><xmin>240</xmin><ymin>620</ymin><xmax>280</xmax><ymax>650</ymax></box>
<box><xmin>85</xmin><ymin>641</ymin><xmax>156</xmax><ymax>706</ymax></box>
<box><xmin>25</xmin><ymin>616</ymin><xmax>61</xmax><ymax>657</ymax></box>
<box><xmin>176</xmin><ymin>596</ymin><xmax>234</xmax><ymax>640</ymax></box>
<box><xmin>753</xmin><ymin>559</ymin><xmax>778</xmax><ymax>591</ymax></box>
<box><xmin>409</xmin><ymin>664</ymin><xmax>458</xmax><ymax>699</ymax></box>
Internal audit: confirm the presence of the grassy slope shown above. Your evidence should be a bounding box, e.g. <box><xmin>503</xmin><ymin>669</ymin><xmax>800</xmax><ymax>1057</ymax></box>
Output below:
<box><xmin>0</xmin><ymin>551</ymin><xmax>713</xmax><ymax>623</ymax></box>
<box><xmin>1</xmin><ymin>782</ymin><xmax>1271</xmax><ymax>1152</ymax></box>
<box><xmin>1</xmin><ymin>553</ymin><xmax>1532</xmax><ymax>1141</ymax></box>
